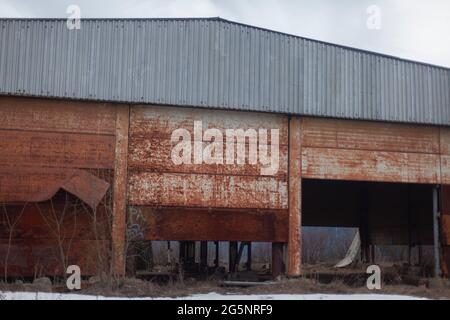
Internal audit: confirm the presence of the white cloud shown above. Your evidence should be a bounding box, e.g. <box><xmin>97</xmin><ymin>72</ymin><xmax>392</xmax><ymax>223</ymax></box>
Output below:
<box><xmin>0</xmin><ymin>2</ymin><xmax>29</xmax><ymax>17</ymax></box>
<box><xmin>0</xmin><ymin>0</ymin><xmax>448</xmax><ymax>67</ymax></box>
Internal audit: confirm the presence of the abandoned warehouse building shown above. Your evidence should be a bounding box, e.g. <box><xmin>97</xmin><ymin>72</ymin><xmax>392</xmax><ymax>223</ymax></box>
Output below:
<box><xmin>0</xmin><ymin>18</ymin><xmax>449</xmax><ymax>280</ymax></box>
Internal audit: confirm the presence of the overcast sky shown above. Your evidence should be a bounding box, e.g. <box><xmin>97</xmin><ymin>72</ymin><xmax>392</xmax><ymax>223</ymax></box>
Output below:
<box><xmin>1</xmin><ymin>0</ymin><xmax>449</xmax><ymax>68</ymax></box>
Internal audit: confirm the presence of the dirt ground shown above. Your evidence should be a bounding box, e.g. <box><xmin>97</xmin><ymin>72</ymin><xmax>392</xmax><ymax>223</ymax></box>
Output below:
<box><xmin>1</xmin><ymin>263</ymin><xmax>449</xmax><ymax>299</ymax></box>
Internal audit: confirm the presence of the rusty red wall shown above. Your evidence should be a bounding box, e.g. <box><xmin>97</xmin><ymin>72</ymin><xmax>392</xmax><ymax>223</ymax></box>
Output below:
<box><xmin>127</xmin><ymin>105</ymin><xmax>289</xmax><ymax>242</ymax></box>
<box><xmin>301</xmin><ymin>118</ymin><xmax>443</xmax><ymax>184</ymax></box>
<box><xmin>0</xmin><ymin>97</ymin><xmax>117</xmax><ymax>277</ymax></box>
<box><xmin>299</xmin><ymin>117</ymin><xmax>449</xmax><ymax>255</ymax></box>
<box><xmin>1</xmin><ymin>96</ymin><xmax>450</xmax><ymax>277</ymax></box>
<box><xmin>442</xmin><ymin>129</ymin><xmax>450</xmax><ymax>185</ymax></box>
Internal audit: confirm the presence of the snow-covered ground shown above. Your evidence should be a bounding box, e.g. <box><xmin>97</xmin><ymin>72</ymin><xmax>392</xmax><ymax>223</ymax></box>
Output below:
<box><xmin>0</xmin><ymin>291</ymin><xmax>427</xmax><ymax>300</ymax></box>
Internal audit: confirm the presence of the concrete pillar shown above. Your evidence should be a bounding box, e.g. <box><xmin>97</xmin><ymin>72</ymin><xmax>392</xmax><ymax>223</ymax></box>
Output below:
<box><xmin>111</xmin><ymin>105</ymin><xmax>130</xmax><ymax>276</ymax></box>
<box><xmin>288</xmin><ymin>117</ymin><xmax>302</xmax><ymax>276</ymax></box>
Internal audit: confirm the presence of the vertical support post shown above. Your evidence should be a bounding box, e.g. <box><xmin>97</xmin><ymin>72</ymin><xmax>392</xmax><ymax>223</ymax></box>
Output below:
<box><xmin>370</xmin><ymin>245</ymin><xmax>375</xmax><ymax>264</ymax></box>
<box><xmin>214</xmin><ymin>241</ymin><xmax>219</xmax><ymax>268</ymax></box>
<box><xmin>229</xmin><ymin>241</ymin><xmax>238</xmax><ymax>273</ymax></box>
<box><xmin>200</xmin><ymin>241</ymin><xmax>208</xmax><ymax>272</ymax></box>
<box><xmin>180</xmin><ymin>241</ymin><xmax>196</xmax><ymax>272</ymax></box>
<box><xmin>272</xmin><ymin>242</ymin><xmax>285</xmax><ymax>279</ymax></box>
<box><xmin>288</xmin><ymin>117</ymin><xmax>302</xmax><ymax>276</ymax></box>
<box><xmin>112</xmin><ymin>105</ymin><xmax>130</xmax><ymax>276</ymax></box>
<box><xmin>179</xmin><ymin>241</ymin><xmax>186</xmax><ymax>266</ymax></box>
<box><xmin>407</xmin><ymin>185</ymin><xmax>412</xmax><ymax>265</ymax></box>
<box><xmin>359</xmin><ymin>182</ymin><xmax>370</xmax><ymax>263</ymax></box>
<box><xmin>433</xmin><ymin>185</ymin><xmax>441</xmax><ymax>277</ymax></box>
<box><xmin>167</xmin><ymin>241</ymin><xmax>172</xmax><ymax>265</ymax></box>
<box><xmin>246</xmin><ymin>242</ymin><xmax>252</xmax><ymax>271</ymax></box>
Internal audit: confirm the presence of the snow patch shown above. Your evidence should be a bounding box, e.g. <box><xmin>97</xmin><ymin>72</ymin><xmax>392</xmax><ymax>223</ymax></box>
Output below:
<box><xmin>0</xmin><ymin>291</ymin><xmax>427</xmax><ymax>300</ymax></box>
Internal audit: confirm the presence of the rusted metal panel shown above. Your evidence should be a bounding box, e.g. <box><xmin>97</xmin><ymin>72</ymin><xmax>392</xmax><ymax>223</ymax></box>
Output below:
<box><xmin>443</xmin><ymin>186</ymin><xmax>450</xmax><ymax>215</ymax></box>
<box><xmin>0</xmin><ymin>202</ymin><xmax>110</xmax><ymax>240</ymax></box>
<box><xmin>133</xmin><ymin>207</ymin><xmax>288</xmax><ymax>242</ymax></box>
<box><xmin>302</xmin><ymin>147</ymin><xmax>441</xmax><ymax>184</ymax></box>
<box><xmin>0</xmin><ymin>130</ymin><xmax>115</xmax><ymax>169</ymax></box>
<box><xmin>0</xmin><ymin>168</ymin><xmax>110</xmax><ymax>209</ymax></box>
<box><xmin>0</xmin><ymin>97</ymin><xmax>117</xmax><ymax>277</ymax></box>
<box><xmin>128</xmin><ymin>172</ymin><xmax>288</xmax><ymax>209</ymax></box>
<box><xmin>0</xmin><ymin>97</ymin><xmax>117</xmax><ymax>135</ymax></box>
<box><xmin>442</xmin><ymin>216</ymin><xmax>450</xmax><ymax>246</ymax></box>
<box><xmin>441</xmin><ymin>156</ymin><xmax>450</xmax><ymax>184</ymax></box>
<box><xmin>128</xmin><ymin>137</ymin><xmax>288</xmax><ymax>177</ymax></box>
<box><xmin>0</xmin><ymin>239</ymin><xmax>109</xmax><ymax>277</ymax></box>
<box><xmin>288</xmin><ymin>117</ymin><xmax>302</xmax><ymax>276</ymax></box>
<box><xmin>301</xmin><ymin>117</ymin><xmax>441</xmax><ymax>154</ymax></box>
<box><xmin>128</xmin><ymin>105</ymin><xmax>288</xmax><ymax>211</ymax></box>
<box><xmin>130</xmin><ymin>105</ymin><xmax>288</xmax><ymax>144</ymax></box>
<box><xmin>442</xmin><ymin>247</ymin><xmax>450</xmax><ymax>278</ymax></box>
<box><xmin>111</xmin><ymin>105</ymin><xmax>130</xmax><ymax>276</ymax></box>
<box><xmin>440</xmin><ymin>129</ymin><xmax>450</xmax><ymax>184</ymax></box>
<box><xmin>441</xmin><ymin>128</ymin><xmax>450</xmax><ymax>155</ymax></box>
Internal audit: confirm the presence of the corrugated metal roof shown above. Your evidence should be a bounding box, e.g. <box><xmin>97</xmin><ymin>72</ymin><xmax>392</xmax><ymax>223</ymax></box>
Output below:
<box><xmin>0</xmin><ymin>17</ymin><xmax>449</xmax><ymax>126</ymax></box>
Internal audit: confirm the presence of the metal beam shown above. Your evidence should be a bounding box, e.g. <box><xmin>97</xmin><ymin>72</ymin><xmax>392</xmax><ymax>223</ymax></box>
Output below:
<box><xmin>111</xmin><ymin>105</ymin><xmax>130</xmax><ymax>276</ymax></box>
<box><xmin>288</xmin><ymin>117</ymin><xmax>302</xmax><ymax>276</ymax></box>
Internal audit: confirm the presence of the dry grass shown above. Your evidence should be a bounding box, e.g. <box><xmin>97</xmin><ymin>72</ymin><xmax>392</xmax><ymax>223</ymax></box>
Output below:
<box><xmin>2</xmin><ymin>275</ymin><xmax>449</xmax><ymax>300</ymax></box>
<box><xmin>1</xmin><ymin>262</ymin><xmax>449</xmax><ymax>299</ymax></box>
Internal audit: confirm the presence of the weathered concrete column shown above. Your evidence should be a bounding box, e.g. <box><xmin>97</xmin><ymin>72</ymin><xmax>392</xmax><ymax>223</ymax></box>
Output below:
<box><xmin>288</xmin><ymin>117</ymin><xmax>302</xmax><ymax>276</ymax></box>
<box><xmin>111</xmin><ymin>105</ymin><xmax>130</xmax><ymax>276</ymax></box>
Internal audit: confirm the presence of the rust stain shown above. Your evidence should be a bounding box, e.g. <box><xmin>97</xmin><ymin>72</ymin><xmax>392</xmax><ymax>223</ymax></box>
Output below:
<box><xmin>441</xmin><ymin>128</ymin><xmax>450</xmax><ymax>155</ymax></box>
<box><xmin>302</xmin><ymin>147</ymin><xmax>441</xmax><ymax>184</ymax></box>
<box><xmin>128</xmin><ymin>137</ymin><xmax>288</xmax><ymax>178</ymax></box>
<box><xmin>0</xmin><ymin>202</ymin><xmax>110</xmax><ymax>240</ymax></box>
<box><xmin>443</xmin><ymin>185</ymin><xmax>450</xmax><ymax>215</ymax></box>
<box><xmin>302</xmin><ymin>117</ymin><xmax>440</xmax><ymax>154</ymax></box>
<box><xmin>130</xmin><ymin>105</ymin><xmax>289</xmax><ymax>144</ymax></box>
<box><xmin>0</xmin><ymin>167</ymin><xmax>110</xmax><ymax>209</ymax></box>
<box><xmin>133</xmin><ymin>207</ymin><xmax>288</xmax><ymax>242</ymax></box>
<box><xmin>111</xmin><ymin>105</ymin><xmax>130</xmax><ymax>276</ymax></box>
<box><xmin>0</xmin><ymin>96</ymin><xmax>117</xmax><ymax>135</ymax></box>
<box><xmin>0</xmin><ymin>97</ymin><xmax>117</xmax><ymax>277</ymax></box>
<box><xmin>442</xmin><ymin>215</ymin><xmax>450</xmax><ymax>246</ymax></box>
<box><xmin>442</xmin><ymin>156</ymin><xmax>450</xmax><ymax>185</ymax></box>
<box><xmin>128</xmin><ymin>105</ymin><xmax>289</xmax><ymax>212</ymax></box>
<box><xmin>128</xmin><ymin>171</ymin><xmax>288</xmax><ymax>209</ymax></box>
<box><xmin>288</xmin><ymin>117</ymin><xmax>302</xmax><ymax>276</ymax></box>
<box><xmin>442</xmin><ymin>247</ymin><xmax>450</xmax><ymax>278</ymax></box>
<box><xmin>0</xmin><ymin>130</ymin><xmax>115</xmax><ymax>169</ymax></box>
<box><xmin>2</xmin><ymin>96</ymin><xmax>450</xmax><ymax>278</ymax></box>
<box><xmin>0</xmin><ymin>239</ymin><xmax>110</xmax><ymax>277</ymax></box>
